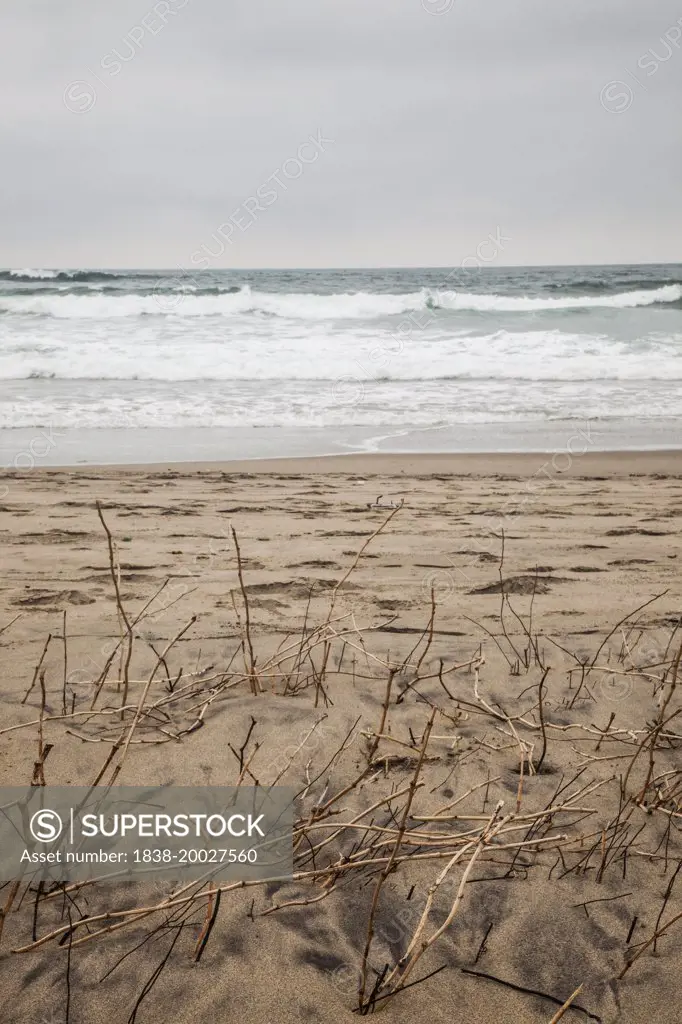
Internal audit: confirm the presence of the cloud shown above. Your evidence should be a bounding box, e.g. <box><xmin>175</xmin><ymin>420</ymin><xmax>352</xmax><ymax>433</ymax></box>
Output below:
<box><xmin>1</xmin><ymin>0</ymin><xmax>680</xmax><ymax>266</ymax></box>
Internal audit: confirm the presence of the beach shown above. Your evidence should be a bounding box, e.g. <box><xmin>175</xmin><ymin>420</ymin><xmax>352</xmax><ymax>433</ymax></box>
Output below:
<box><xmin>1</xmin><ymin>451</ymin><xmax>681</xmax><ymax>1022</ymax></box>
<box><xmin>3</xmin><ymin>0</ymin><xmax>681</xmax><ymax>1017</ymax></box>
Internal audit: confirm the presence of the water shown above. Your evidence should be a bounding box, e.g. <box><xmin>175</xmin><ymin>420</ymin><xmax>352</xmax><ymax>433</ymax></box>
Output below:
<box><xmin>1</xmin><ymin>265</ymin><xmax>681</xmax><ymax>458</ymax></box>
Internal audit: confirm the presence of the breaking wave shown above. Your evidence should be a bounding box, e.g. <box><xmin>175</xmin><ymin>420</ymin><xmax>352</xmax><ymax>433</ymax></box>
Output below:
<box><xmin>1</xmin><ymin>283</ymin><xmax>680</xmax><ymax>319</ymax></box>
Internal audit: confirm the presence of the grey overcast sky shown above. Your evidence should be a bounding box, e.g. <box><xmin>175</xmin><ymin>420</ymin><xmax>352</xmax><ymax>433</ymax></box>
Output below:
<box><xmin>1</xmin><ymin>0</ymin><xmax>681</xmax><ymax>268</ymax></box>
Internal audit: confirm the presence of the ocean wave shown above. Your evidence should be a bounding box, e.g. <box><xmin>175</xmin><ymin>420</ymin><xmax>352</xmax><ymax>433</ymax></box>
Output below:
<box><xmin>1</xmin><ymin>283</ymin><xmax>681</xmax><ymax>319</ymax></box>
<box><xmin>2</xmin><ymin>329</ymin><xmax>680</xmax><ymax>382</ymax></box>
<box><xmin>0</xmin><ymin>269</ymin><xmax>141</xmax><ymax>284</ymax></box>
<box><xmin>434</xmin><ymin>284</ymin><xmax>682</xmax><ymax>312</ymax></box>
<box><xmin>545</xmin><ymin>277</ymin><xmax>681</xmax><ymax>294</ymax></box>
<box><xmin>1</xmin><ymin>268</ymin><xmax>59</xmax><ymax>280</ymax></box>
<box><xmin>1</xmin><ymin>379</ymin><xmax>680</xmax><ymax>430</ymax></box>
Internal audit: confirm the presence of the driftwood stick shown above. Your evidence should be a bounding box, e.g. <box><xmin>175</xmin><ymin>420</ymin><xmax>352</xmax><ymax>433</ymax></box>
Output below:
<box><xmin>548</xmin><ymin>983</ymin><xmax>585</xmax><ymax>1023</ymax></box>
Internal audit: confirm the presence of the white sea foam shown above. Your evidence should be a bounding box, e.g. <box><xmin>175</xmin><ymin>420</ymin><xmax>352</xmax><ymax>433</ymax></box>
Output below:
<box><xmin>8</xmin><ymin>268</ymin><xmax>58</xmax><ymax>279</ymax></box>
<box><xmin>436</xmin><ymin>284</ymin><xmax>682</xmax><ymax>312</ymax></box>
<box><xmin>1</xmin><ymin>379</ymin><xmax>680</xmax><ymax>430</ymax></box>
<box><xmin>1</xmin><ymin>327</ymin><xmax>681</xmax><ymax>383</ymax></box>
<box><xmin>1</xmin><ymin>283</ymin><xmax>680</xmax><ymax>319</ymax></box>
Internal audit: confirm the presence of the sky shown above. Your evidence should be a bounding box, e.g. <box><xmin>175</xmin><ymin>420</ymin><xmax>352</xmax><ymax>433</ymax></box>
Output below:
<box><xmin>1</xmin><ymin>0</ymin><xmax>681</xmax><ymax>269</ymax></box>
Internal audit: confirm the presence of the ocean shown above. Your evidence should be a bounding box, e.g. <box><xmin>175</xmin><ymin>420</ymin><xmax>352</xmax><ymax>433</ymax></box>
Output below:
<box><xmin>1</xmin><ymin>264</ymin><xmax>681</xmax><ymax>463</ymax></box>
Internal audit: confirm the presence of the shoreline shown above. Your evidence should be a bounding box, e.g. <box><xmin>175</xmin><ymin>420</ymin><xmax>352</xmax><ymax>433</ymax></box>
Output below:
<box><xmin>2</xmin><ymin>419</ymin><xmax>681</xmax><ymax>470</ymax></box>
<box><xmin>2</xmin><ymin>448</ymin><xmax>681</xmax><ymax>479</ymax></box>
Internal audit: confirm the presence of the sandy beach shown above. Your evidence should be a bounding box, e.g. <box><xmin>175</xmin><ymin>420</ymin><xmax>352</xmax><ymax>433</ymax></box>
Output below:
<box><xmin>4</xmin><ymin>0</ymin><xmax>681</xmax><ymax>1017</ymax></box>
<box><xmin>0</xmin><ymin>451</ymin><xmax>680</xmax><ymax>1022</ymax></box>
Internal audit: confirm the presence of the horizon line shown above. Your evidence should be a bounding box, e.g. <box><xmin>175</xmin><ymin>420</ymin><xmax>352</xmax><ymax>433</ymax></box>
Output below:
<box><xmin>3</xmin><ymin>260</ymin><xmax>682</xmax><ymax>272</ymax></box>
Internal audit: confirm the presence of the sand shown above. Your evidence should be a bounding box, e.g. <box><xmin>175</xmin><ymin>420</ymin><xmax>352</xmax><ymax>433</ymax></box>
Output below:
<box><xmin>0</xmin><ymin>451</ymin><xmax>681</xmax><ymax>1023</ymax></box>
